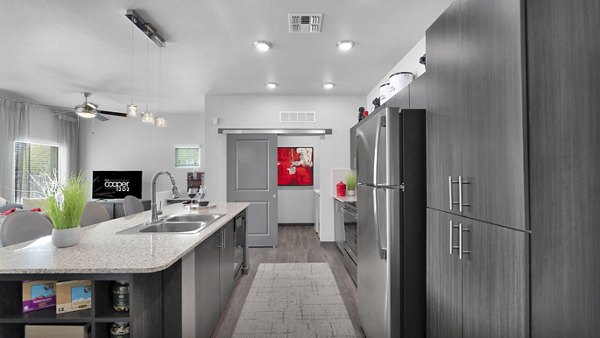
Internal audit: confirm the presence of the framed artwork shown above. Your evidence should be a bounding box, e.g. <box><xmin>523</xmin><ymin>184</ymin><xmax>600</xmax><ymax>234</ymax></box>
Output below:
<box><xmin>277</xmin><ymin>147</ymin><xmax>314</xmax><ymax>186</ymax></box>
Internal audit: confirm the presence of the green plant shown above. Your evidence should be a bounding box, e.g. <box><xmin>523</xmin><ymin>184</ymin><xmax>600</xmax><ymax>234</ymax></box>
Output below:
<box><xmin>346</xmin><ymin>174</ymin><xmax>357</xmax><ymax>191</ymax></box>
<box><xmin>43</xmin><ymin>174</ymin><xmax>87</xmax><ymax>230</ymax></box>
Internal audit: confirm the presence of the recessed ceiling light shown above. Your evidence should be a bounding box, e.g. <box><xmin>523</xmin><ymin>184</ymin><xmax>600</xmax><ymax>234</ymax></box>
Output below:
<box><xmin>323</xmin><ymin>82</ymin><xmax>335</xmax><ymax>90</ymax></box>
<box><xmin>265</xmin><ymin>82</ymin><xmax>278</xmax><ymax>89</ymax></box>
<box><xmin>336</xmin><ymin>40</ymin><xmax>354</xmax><ymax>51</ymax></box>
<box><xmin>253</xmin><ymin>40</ymin><xmax>272</xmax><ymax>52</ymax></box>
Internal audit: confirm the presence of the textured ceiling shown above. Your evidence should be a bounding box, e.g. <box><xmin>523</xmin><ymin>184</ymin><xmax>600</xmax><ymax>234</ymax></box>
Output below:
<box><xmin>0</xmin><ymin>0</ymin><xmax>450</xmax><ymax>113</ymax></box>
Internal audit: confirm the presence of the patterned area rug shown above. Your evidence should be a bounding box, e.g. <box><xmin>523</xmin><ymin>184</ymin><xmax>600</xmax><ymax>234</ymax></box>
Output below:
<box><xmin>233</xmin><ymin>263</ymin><xmax>357</xmax><ymax>338</ymax></box>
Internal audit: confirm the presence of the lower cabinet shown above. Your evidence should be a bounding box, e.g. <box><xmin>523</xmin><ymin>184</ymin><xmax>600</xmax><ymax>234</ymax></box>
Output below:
<box><xmin>334</xmin><ymin>199</ymin><xmax>345</xmax><ymax>252</ymax></box>
<box><xmin>196</xmin><ymin>230</ymin><xmax>221</xmax><ymax>338</ymax></box>
<box><xmin>197</xmin><ymin>218</ymin><xmax>239</xmax><ymax>338</ymax></box>
<box><xmin>219</xmin><ymin>219</ymin><xmax>235</xmax><ymax>315</ymax></box>
<box><xmin>426</xmin><ymin>208</ymin><xmax>528</xmax><ymax>338</ymax></box>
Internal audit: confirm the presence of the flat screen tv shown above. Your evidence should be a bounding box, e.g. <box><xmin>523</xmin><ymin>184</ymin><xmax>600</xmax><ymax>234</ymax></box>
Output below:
<box><xmin>92</xmin><ymin>171</ymin><xmax>142</xmax><ymax>199</ymax></box>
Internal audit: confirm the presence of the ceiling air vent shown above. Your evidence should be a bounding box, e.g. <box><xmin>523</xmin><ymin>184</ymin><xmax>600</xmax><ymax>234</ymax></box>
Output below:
<box><xmin>288</xmin><ymin>14</ymin><xmax>323</xmax><ymax>33</ymax></box>
<box><xmin>280</xmin><ymin>111</ymin><xmax>316</xmax><ymax>123</ymax></box>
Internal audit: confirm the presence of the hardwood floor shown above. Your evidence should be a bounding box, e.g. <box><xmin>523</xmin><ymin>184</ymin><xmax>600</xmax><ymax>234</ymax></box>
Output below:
<box><xmin>212</xmin><ymin>225</ymin><xmax>365</xmax><ymax>338</ymax></box>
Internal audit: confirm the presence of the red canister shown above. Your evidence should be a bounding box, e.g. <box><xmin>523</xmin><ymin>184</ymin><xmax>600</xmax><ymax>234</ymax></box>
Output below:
<box><xmin>336</xmin><ymin>181</ymin><xmax>347</xmax><ymax>197</ymax></box>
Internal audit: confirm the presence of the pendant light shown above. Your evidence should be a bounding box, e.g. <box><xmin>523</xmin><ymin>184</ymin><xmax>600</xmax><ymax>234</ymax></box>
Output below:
<box><xmin>155</xmin><ymin>47</ymin><xmax>167</xmax><ymax>127</ymax></box>
<box><xmin>126</xmin><ymin>17</ymin><xmax>138</xmax><ymax>117</ymax></box>
<box><xmin>141</xmin><ymin>24</ymin><xmax>155</xmax><ymax>124</ymax></box>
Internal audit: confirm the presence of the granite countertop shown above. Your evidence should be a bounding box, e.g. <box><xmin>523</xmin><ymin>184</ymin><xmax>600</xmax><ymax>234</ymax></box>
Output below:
<box><xmin>0</xmin><ymin>202</ymin><xmax>249</xmax><ymax>274</ymax></box>
<box><xmin>332</xmin><ymin>195</ymin><xmax>357</xmax><ymax>203</ymax></box>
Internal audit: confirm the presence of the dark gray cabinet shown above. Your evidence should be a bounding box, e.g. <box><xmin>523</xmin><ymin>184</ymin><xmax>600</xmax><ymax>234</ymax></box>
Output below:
<box><xmin>196</xmin><ymin>231</ymin><xmax>221</xmax><ymax>338</ymax></box>
<box><xmin>426</xmin><ymin>208</ymin><xmax>462</xmax><ymax>338</ymax></box>
<box><xmin>426</xmin><ymin>0</ymin><xmax>527</xmax><ymax>231</ymax></box>
<box><xmin>196</xmin><ymin>217</ymin><xmax>241</xmax><ymax>338</ymax></box>
<box><xmin>427</xmin><ymin>208</ymin><xmax>528</xmax><ymax>338</ymax></box>
<box><xmin>219</xmin><ymin>220</ymin><xmax>235</xmax><ymax>315</ymax></box>
<box><xmin>350</xmin><ymin>124</ymin><xmax>357</xmax><ymax>170</ymax></box>
<box><xmin>409</xmin><ymin>72</ymin><xmax>427</xmax><ymax>109</ymax></box>
<box><xmin>459</xmin><ymin>0</ymin><xmax>526</xmax><ymax>230</ymax></box>
<box><xmin>462</xmin><ymin>218</ymin><xmax>528</xmax><ymax>338</ymax></box>
<box><xmin>425</xmin><ymin>1</ymin><xmax>463</xmax><ymax>216</ymax></box>
<box><xmin>527</xmin><ymin>1</ymin><xmax>600</xmax><ymax>336</ymax></box>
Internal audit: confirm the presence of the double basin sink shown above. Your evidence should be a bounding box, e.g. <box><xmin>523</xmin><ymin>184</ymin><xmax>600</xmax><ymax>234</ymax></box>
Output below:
<box><xmin>118</xmin><ymin>213</ymin><xmax>225</xmax><ymax>234</ymax></box>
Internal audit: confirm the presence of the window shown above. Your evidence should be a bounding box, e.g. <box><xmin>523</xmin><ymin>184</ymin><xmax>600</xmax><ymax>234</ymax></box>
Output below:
<box><xmin>174</xmin><ymin>146</ymin><xmax>201</xmax><ymax>168</ymax></box>
<box><xmin>14</xmin><ymin>141</ymin><xmax>59</xmax><ymax>202</ymax></box>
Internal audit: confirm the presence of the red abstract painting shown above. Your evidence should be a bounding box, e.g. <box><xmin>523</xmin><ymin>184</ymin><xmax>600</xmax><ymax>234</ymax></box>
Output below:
<box><xmin>277</xmin><ymin>147</ymin><xmax>314</xmax><ymax>186</ymax></box>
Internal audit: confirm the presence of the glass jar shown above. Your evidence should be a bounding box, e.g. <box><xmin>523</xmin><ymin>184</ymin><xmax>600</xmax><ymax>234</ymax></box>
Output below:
<box><xmin>110</xmin><ymin>322</ymin><xmax>130</xmax><ymax>338</ymax></box>
<box><xmin>112</xmin><ymin>281</ymin><xmax>129</xmax><ymax>312</ymax></box>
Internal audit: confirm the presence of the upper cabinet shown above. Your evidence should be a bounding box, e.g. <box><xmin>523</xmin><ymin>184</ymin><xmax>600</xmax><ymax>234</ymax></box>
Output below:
<box><xmin>426</xmin><ymin>0</ymin><xmax>527</xmax><ymax>230</ymax></box>
<box><xmin>425</xmin><ymin>1</ymin><xmax>463</xmax><ymax>219</ymax></box>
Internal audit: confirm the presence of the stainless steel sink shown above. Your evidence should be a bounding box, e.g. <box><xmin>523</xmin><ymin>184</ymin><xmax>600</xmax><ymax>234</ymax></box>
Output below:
<box><xmin>117</xmin><ymin>213</ymin><xmax>225</xmax><ymax>235</ymax></box>
<box><xmin>164</xmin><ymin>214</ymin><xmax>225</xmax><ymax>223</ymax></box>
<box><xmin>138</xmin><ymin>222</ymin><xmax>208</xmax><ymax>234</ymax></box>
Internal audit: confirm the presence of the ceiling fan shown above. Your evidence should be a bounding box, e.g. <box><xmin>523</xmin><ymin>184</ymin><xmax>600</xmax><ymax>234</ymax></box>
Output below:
<box><xmin>74</xmin><ymin>92</ymin><xmax>127</xmax><ymax>121</ymax></box>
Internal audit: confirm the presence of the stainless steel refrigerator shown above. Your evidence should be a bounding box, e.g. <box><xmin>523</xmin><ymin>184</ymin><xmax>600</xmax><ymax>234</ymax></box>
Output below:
<box><xmin>356</xmin><ymin>107</ymin><xmax>426</xmax><ymax>338</ymax></box>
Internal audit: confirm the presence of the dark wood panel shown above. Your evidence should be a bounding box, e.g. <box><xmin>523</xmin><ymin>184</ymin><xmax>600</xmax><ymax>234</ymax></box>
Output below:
<box><xmin>527</xmin><ymin>1</ymin><xmax>600</xmax><ymax>337</ymax></box>
<box><xmin>196</xmin><ymin>233</ymin><xmax>221</xmax><ymax>338</ymax></box>
<box><xmin>459</xmin><ymin>0</ymin><xmax>527</xmax><ymax>230</ymax></box>
<box><xmin>162</xmin><ymin>261</ymin><xmax>182</xmax><ymax>338</ymax></box>
<box><xmin>131</xmin><ymin>272</ymin><xmax>163</xmax><ymax>338</ymax></box>
<box><xmin>462</xmin><ymin>220</ymin><xmax>528</xmax><ymax>338</ymax></box>
<box><xmin>425</xmin><ymin>1</ymin><xmax>463</xmax><ymax>214</ymax></box>
<box><xmin>426</xmin><ymin>208</ymin><xmax>462</xmax><ymax>338</ymax></box>
<box><xmin>410</xmin><ymin>72</ymin><xmax>428</xmax><ymax>110</ymax></box>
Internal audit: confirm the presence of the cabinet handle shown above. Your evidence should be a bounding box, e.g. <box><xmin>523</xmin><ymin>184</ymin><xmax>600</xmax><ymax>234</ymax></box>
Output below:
<box><xmin>448</xmin><ymin>176</ymin><xmax>460</xmax><ymax>210</ymax></box>
<box><xmin>458</xmin><ymin>176</ymin><xmax>470</xmax><ymax>212</ymax></box>
<box><xmin>222</xmin><ymin>229</ymin><xmax>225</xmax><ymax>250</ymax></box>
<box><xmin>449</xmin><ymin>220</ymin><xmax>460</xmax><ymax>255</ymax></box>
<box><xmin>458</xmin><ymin>223</ymin><xmax>470</xmax><ymax>260</ymax></box>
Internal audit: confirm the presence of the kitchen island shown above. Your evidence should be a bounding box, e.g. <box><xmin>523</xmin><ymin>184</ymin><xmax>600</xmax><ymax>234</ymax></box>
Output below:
<box><xmin>0</xmin><ymin>202</ymin><xmax>249</xmax><ymax>338</ymax></box>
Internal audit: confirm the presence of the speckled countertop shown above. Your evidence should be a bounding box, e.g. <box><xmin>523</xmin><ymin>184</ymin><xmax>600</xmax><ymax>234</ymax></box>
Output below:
<box><xmin>332</xmin><ymin>195</ymin><xmax>357</xmax><ymax>203</ymax></box>
<box><xmin>0</xmin><ymin>202</ymin><xmax>249</xmax><ymax>274</ymax></box>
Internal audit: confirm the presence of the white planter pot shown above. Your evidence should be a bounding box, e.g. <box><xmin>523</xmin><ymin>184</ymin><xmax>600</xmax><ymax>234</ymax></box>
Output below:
<box><xmin>51</xmin><ymin>226</ymin><xmax>82</xmax><ymax>248</ymax></box>
<box><xmin>347</xmin><ymin>189</ymin><xmax>356</xmax><ymax>196</ymax></box>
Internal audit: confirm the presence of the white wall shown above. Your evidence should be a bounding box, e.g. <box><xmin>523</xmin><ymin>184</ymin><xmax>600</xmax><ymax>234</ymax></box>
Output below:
<box><xmin>365</xmin><ymin>37</ymin><xmax>427</xmax><ymax>109</ymax></box>
<box><xmin>204</xmin><ymin>95</ymin><xmax>363</xmax><ymax>242</ymax></box>
<box><xmin>277</xmin><ymin>135</ymin><xmax>320</xmax><ymax>224</ymax></box>
<box><xmin>79</xmin><ymin>113</ymin><xmax>205</xmax><ymax>200</ymax></box>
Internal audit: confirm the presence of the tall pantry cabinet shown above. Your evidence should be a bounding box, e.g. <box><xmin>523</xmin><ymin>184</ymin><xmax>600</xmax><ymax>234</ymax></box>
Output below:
<box><xmin>426</xmin><ymin>0</ymin><xmax>600</xmax><ymax>337</ymax></box>
<box><xmin>527</xmin><ymin>0</ymin><xmax>600</xmax><ymax>337</ymax></box>
<box><xmin>425</xmin><ymin>0</ymin><xmax>529</xmax><ymax>336</ymax></box>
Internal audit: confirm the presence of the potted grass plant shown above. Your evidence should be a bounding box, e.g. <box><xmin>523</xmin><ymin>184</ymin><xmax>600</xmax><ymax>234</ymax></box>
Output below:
<box><xmin>346</xmin><ymin>174</ymin><xmax>357</xmax><ymax>196</ymax></box>
<box><xmin>42</xmin><ymin>174</ymin><xmax>87</xmax><ymax>248</ymax></box>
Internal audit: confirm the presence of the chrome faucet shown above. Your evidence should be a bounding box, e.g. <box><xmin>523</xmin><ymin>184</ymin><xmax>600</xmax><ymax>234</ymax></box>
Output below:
<box><xmin>150</xmin><ymin>171</ymin><xmax>180</xmax><ymax>223</ymax></box>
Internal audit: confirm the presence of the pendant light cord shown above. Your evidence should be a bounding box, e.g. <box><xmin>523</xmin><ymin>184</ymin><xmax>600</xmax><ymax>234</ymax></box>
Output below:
<box><xmin>130</xmin><ymin>18</ymin><xmax>134</xmax><ymax>105</ymax></box>
<box><xmin>158</xmin><ymin>47</ymin><xmax>162</xmax><ymax>115</ymax></box>
<box><xmin>145</xmin><ymin>25</ymin><xmax>149</xmax><ymax>112</ymax></box>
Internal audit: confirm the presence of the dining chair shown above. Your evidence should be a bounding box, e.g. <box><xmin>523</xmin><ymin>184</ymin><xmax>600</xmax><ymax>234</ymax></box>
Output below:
<box><xmin>123</xmin><ymin>195</ymin><xmax>144</xmax><ymax>216</ymax></box>
<box><xmin>0</xmin><ymin>211</ymin><xmax>53</xmax><ymax>247</ymax></box>
<box><xmin>80</xmin><ymin>202</ymin><xmax>110</xmax><ymax>227</ymax></box>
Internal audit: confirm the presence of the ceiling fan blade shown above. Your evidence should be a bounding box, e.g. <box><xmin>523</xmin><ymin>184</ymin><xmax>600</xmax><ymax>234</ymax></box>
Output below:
<box><xmin>86</xmin><ymin>102</ymin><xmax>98</xmax><ymax>109</ymax></box>
<box><xmin>95</xmin><ymin>114</ymin><xmax>109</xmax><ymax>122</ymax></box>
<box><xmin>97</xmin><ymin>110</ymin><xmax>127</xmax><ymax>118</ymax></box>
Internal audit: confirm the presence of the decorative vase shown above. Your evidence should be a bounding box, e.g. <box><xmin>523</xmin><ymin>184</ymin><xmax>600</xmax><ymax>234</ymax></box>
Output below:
<box><xmin>51</xmin><ymin>226</ymin><xmax>82</xmax><ymax>248</ymax></box>
<box><xmin>347</xmin><ymin>189</ymin><xmax>356</xmax><ymax>196</ymax></box>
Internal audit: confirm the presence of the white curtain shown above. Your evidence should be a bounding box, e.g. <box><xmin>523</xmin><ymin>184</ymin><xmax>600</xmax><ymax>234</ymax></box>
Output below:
<box><xmin>0</xmin><ymin>98</ymin><xmax>30</xmax><ymax>202</ymax></box>
<box><xmin>56</xmin><ymin>115</ymin><xmax>80</xmax><ymax>182</ymax></box>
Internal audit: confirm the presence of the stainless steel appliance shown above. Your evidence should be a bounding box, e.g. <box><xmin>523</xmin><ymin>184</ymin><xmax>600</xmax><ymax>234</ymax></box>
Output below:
<box><xmin>342</xmin><ymin>202</ymin><xmax>358</xmax><ymax>284</ymax></box>
<box><xmin>356</xmin><ymin>107</ymin><xmax>426</xmax><ymax>338</ymax></box>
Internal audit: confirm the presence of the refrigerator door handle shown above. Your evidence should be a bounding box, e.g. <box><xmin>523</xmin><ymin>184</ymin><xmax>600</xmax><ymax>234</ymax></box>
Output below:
<box><xmin>373</xmin><ymin>187</ymin><xmax>387</xmax><ymax>260</ymax></box>
<box><xmin>373</xmin><ymin>115</ymin><xmax>385</xmax><ymax>187</ymax></box>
